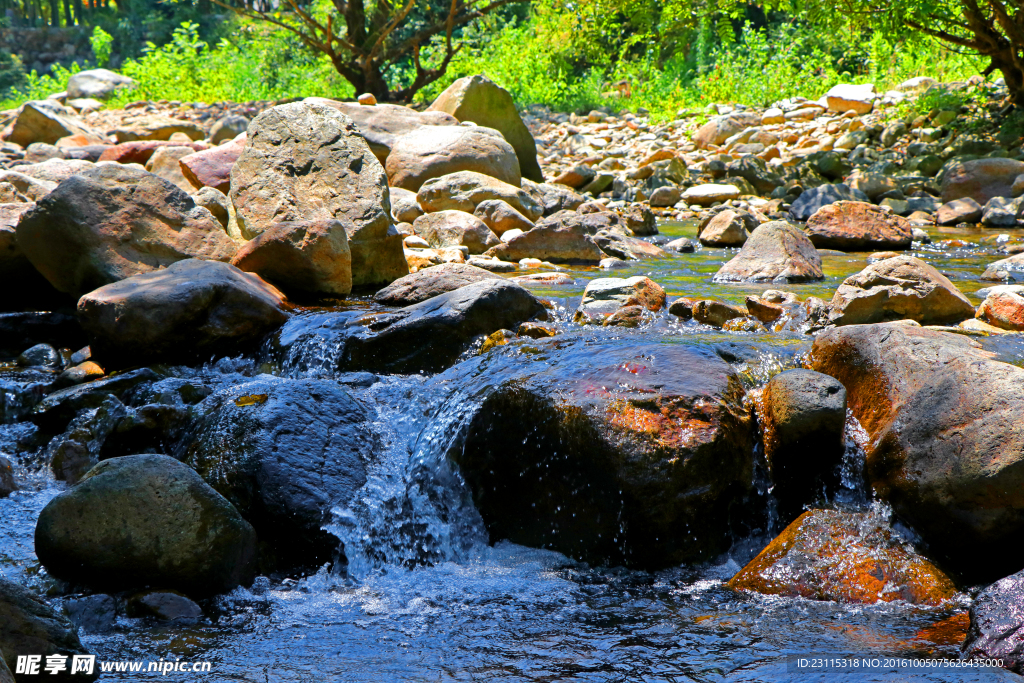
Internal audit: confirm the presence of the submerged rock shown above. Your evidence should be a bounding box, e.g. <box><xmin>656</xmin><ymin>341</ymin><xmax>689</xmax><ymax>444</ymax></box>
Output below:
<box><xmin>963</xmin><ymin>568</ymin><xmax>1024</xmax><ymax>673</ymax></box>
<box><xmin>573</xmin><ymin>276</ymin><xmax>665</xmax><ymax>324</ymax></box>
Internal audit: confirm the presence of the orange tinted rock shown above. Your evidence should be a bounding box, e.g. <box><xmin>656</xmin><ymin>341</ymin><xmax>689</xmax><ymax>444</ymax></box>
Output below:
<box><xmin>805</xmin><ymin>201</ymin><xmax>913</xmax><ymax>251</ymax></box>
<box><xmin>728</xmin><ymin>508</ymin><xmax>957</xmax><ymax>606</ymax></box>
<box><xmin>977</xmin><ymin>290</ymin><xmax>1024</xmax><ymax>330</ymax></box>
<box><xmin>97</xmin><ymin>140</ymin><xmax>208</xmax><ymax>165</ymax></box>
<box><xmin>178</xmin><ymin>133</ymin><xmax>246</xmax><ymax>193</ymax></box>
<box><xmin>915</xmin><ymin>612</ymin><xmax>969</xmax><ymax>647</ymax></box>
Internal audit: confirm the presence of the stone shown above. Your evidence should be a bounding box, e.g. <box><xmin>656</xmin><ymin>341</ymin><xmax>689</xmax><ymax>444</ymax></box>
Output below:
<box><xmin>847</xmin><ymin>171</ymin><xmax>898</xmax><ymax>200</ymax></box>
<box><xmin>522</xmin><ymin>179</ymin><xmax>585</xmax><ymax>215</ymax></box>
<box><xmin>681</xmin><ymin>183</ymin><xmax>741</xmax><ymax>206</ymax></box>
<box><xmin>826</xmin><ymin>83</ymin><xmax>877</xmax><ymax>114</ymax></box>
<box><xmin>447</xmin><ymin>333</ymin><xmax>754</xmax><ymax>569</ymax></box>
<box><xmin>372</xmin><ymin>262</ymin><xmax>502</xmax><ymax>306</ymax></box>
<box><xmin>143</xmin><ymin>144</ymin><xmax>195</xmax><ymax>192</ymax></box>
<box><xmin>982</xmin><ymin>252</ymin><xmax>1024</xmax><ymax>282</ymax></box>
<box><xmin>36</xmin><ymin>454</ymin><xmax>257</xmax><ymax>596</ymax></box>
<box><xmin>758</xmin><ymin>369</ymin><xmax>846</xmax><ymax>517</ymax></box>
<box><xmin>691</xmin><ymin>300</ymin><xmax>746</xmax><ymax>327</ymax></box>
<box><xmin>427</xmin><ymin>74</ymin><xmax>543</xmax><ymax>182</ymax></box>
<box><xmin>573</xmin><ymin>276</ymin><xmax>666</xmax><ymax>324</ymax></box>
<box><xmin>474</xmin><ymin>198</ymin><xmax>535</xmax><ymax>236</ymax></box>
<box><xmin>192</xmin><ymin>186</ymin><xmax>230</xmax><ymax>229</ymax></box>
<box><xmin>0</xmin><ymin>171</ymin><xmax>55</xmax><ymax>200</ymax></box>
<box><xmin>591</xmin><ymin>231</ymin><xmax>665</xmax><ymax>261</ymax></box>
<box><xmin>828</xmin><ymin>255</ymin><xmax>975</xmax><ymax>326</ymax></box>
<box><xmin>7</xmin><ymin>100</ymin><xmax>101</xmax><ymax>147</ymax></box>
<box><xmin>62</xmin><ymin>594</ymin><xmax>116</xmax><ymax>634</ymax></box>
<box><xmin>649</xmin><ymin>186</ymin><xmax>681</xmax><ymax>207</ymax></box>
<box><xmin>126</xmin><ymin>591</ymin><xmax>202</xmax><ymax>623</ymax></box>
<box><xmin>486</xmin><ymin>212</ymin><xmax>607</xmax><ymax>263</ymax></box>
<box><xmin>553</xmin><ymin>164</ymin><xmax>595</xmax><ymax>189</ymax></box>
<box><xmin>413</xmin><ymin>210</ymin><xmax>499</xmax><ymax>255</ymax></box>
<box><xmin>0</xmin><ymin>578</ymin><xmax>94</xmax><ymax>681</ymax></box>
<box><xmin>788</xmin><ymin>183</ymin><xmax>869</xmax><ymax>222</ymax></box>
<box><xmin>941</xmin><ymin>158</ymin><xmax>1024</xmax><ymax>205</ymax></box>
<box><xmin>231</xmin><ymin>219</ymin><xmax>352</xmax><ymax>297</ymax></box>
<box><xmin>976</xmin><ymin>289</ymin><xmax>1024</xmax><ymax>330</ymax></box>
<box><xmin>726</xmin><ymin>156</ymin><xmax>782</xmax><ymax>194</ymax></box>
<box><xmin>0</xmin><ymin>203</ymin><xmax>70</xmax><ymax>311</ymax></box>
<box><xmin>16</xmin><ymin>343</ymin><xmax>60</xmax><ymax>368</ymax></box>
<box><xmin>809</xmin><ymin>323</ymin><xmax>1024</xmax><ymax>581</ymax></box>
<box><xmin>113</xmin><ymin>115</ymin><xmax>203</xmax><ymax>143</ymax></box>
<box><xmin>0</xmin><ymin>456</ymin><xmax>15</xmax><ymax>497</ymax></box>
<box><xmin>805</xmin><ymin>201</ymin><xmax>913</xmax><ymax>251</ymax></box>
<box><xmin>97</xmin><ymin>139</ymin><xmax>206</xmax><ymax>165</ymax></box>
<box><xmin>692</xmin><ymin>112</ymin><xmax>760</xmax><ymax>149</ymax></box>
<box><xmin>963</xmin><ymin>569</ymin><xmax>1024</xmax><ymax>673</ymax></box>
<box><xmin>666</xmin><ymin>237</ymin><xmax>697</xmax><ymax>253</ymax></box>
<box><xmin>728</xmin><ymin>508</ymin><xmax>955</xmax><ymax>605</ymax></box>
<box><xmin>228</xmin><ymin>102</ymin><xmax>405</xmax><ymax>286</ymax></box>
<box><xmin>0</xmin><ymin>312</ymin><xmax>85</xmax><ymax>359</ymax></box>
<box><xmin>208</xmin><ymin>114</ymin><xmax>249</xmax><ymax>144</ymax></box>
<box><xmin>13</xmin><ymin>158</ymin><xmax>95</xmax><ymax>185</ymax></box>
<box><xmin>54</xmin><ymin>361</ymin><xmax>104</xmax><ymax>389</ymax></box>
<box><xmin>417</xmin><ymin>170</ymin><xmax>542</xmax><ymax>221</ymax></box>
<box><xmin>77</xmin><ymin>259</ymin><xmax>290</xmax><ymax>366</ymax></box>
<box><xmin>386</xmin><ymin>125</ymin><xmax>520</xmax><ymax>192</ymax></box>
<box><xmin>936</xmin><ymin>197</ymin><xmax>983</xmax><ymax>225</ymax></box>
<box><xmin>898</xmin><ymin>76</ymin><xmax>938</xmax><ymax>92</ymax></box>
<box><xmin>713</xmin><ymin>221</ymin><xmax>823</xmax><ymax>283</ymax></box>
<box><xmin>178</xmin><ymin>133</ymin><xmax>245</xmax><ymax>193</ymax></box>
<box><xmin>66</xmin><ymin>69</ymin><xmax>135</xmax><ymax>100</ymax></box>
<box><xmin>622</xmin><ymin>204</ymin><xmax>657</xmax><ymax>236</ymax></box>
<box><xmin>699</xmin><ymin>210</ymin><xmax>748</xmax><ymax>247</ymax></box>
<box><xmin>982</xmin><ymin>196</ymin><xmax>1021</xmax><ymax>227</ymax></box>
<box><xmin>390</xmin><ymin>186</ymin><xmax>423</xmax><ymax>223</ymax></box>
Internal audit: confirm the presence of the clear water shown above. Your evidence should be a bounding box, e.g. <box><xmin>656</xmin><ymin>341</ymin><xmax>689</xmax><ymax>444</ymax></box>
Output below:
<box><xmin>0</xmin><ymin>221</ymin><xmax>1021</xmax><ymax>682</ymax></box>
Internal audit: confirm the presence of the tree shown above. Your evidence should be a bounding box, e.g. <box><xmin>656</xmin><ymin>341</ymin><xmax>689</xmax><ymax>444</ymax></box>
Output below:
<box><xmin>215</xmin><ymin>0</ymin><xmax>531</xmax><ymax>102</ymax></box>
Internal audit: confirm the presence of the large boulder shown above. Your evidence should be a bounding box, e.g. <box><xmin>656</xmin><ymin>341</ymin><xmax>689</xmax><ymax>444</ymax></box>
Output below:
<box><xmin>372</xmin><ymin>263</ymin><xmax>502</xmax><ymax>306</ymax></box>
<box><xmin>0</xmin><ymin>578</ymin><xmax>94</xmax><ymax>682</ymax></box>
<box><xmin>385</xmin><ymin>125</ymin><xmax>520</xmax><ymax>192</ymax></box>
<box><xmin>7</xmin><ymin>101</ymin><xmax>102</xmax><ymax>147</ymax></box>
<box><xmin>728</xmin><ymin>508</ymin><xmax>955</xmax><ymax>605</ymax></box>
<box><xmin>485</xmin><ymin>212</ymin><xmax>606</xmax><ymax>263</ymax></box>
<box><xmin>963</xmin><ymin>569</ymin><xmax>1024</xmax><ymax>673</ymax></box>
<box><xmin>231</xmin><ymin>219</ymin><xmax>352</xmax><ymax>297</ymax></box>
<box><xmin>446</xmin><ymin>333</ymin><xmax>754</xmax><ymax>568</ymax></box>
<box><xmin>788</xmin><ymin>183</ymin><xmax>869</xmax><ymax>222</ymax></box>
<box><xmin>418</xmin><ymin>170</ymin><xmax>542</xmax><ymax>221</ymax></box>
<box><xmin>12</xmin><ymin>158</ymin><xmax>94</xmax><ymax>184</ymax></box>
<box><xmin>77</xmin><ymin>259</ymin><xmax>290</xmax><ymax>366</ymax></box>
<box><xmin>179</xmin><ymin>133</ymin><xmax>245</xmax><ymax>193</ymax></box>
<box><xmin>427</xmin><ymin>74</ymin><xmax>543</xmax><ymax>182</ymax></box>
<box><xmin>0</xmin><ymin>204</ymin><xmax>68</xmax><ymax>311</ymax></box>
<box><xmin>412</xmin><ymin>210</ymin><xmax>499</xmax><ymax>255</ymax></box>
<box><xmin>827</xmin><ymin>255</ymin><xmax>975</xmax><ymax>326</ymax></box>
<box><xmin>178</xmin><ymin>377</ymin><xmax>376</xmax><ymax>569</ymax></box>
<box><xmin>66</xmin><ymin>68</ymin><xmax>136</xmax><ymax>100</ymax></box>
<box><xmin>809</xmin><ymin>323</ymin><xmax>1024</xmax><ymax>582</ymax></box>
<box><xmin>941</xmin><ymin>158</ymin><xmax>1024</xmax><ymax>205</ymax></box>
<box><xmin>713</xmin><ymin>221</ymin><xmax>823</xmax><ymax>283</ymax></box>
<box><xmin>15</xmin><ymin>165</ymin><xmax>237</xmax><ymax>297</ymax></box>
<box><xmin>36</xmin><ymin>454</ymin><xmax>257</xmax><ymax>597</ymax></box>
<box><xmin>805</xmin><ymin>201</ymin><xmax>913</xmax><ymax>251</ymax></box>
<box><xmin>228</xmin><ymin>101</ymin><xmax>405</xmax><ymax>286</ymax></box>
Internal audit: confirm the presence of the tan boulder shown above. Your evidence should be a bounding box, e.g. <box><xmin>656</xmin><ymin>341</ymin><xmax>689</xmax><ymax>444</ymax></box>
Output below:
<box><xmin>713</xmin><ymin>221</ymin><xmax>823</xmax><ymax>283</ymax></box>
<box><xmin>825</xmin><ymin>83</ymin><xmax>877</xmax><ymax>114</ymax></box>
<box><xmin>385</xmin><ymin>125</ymin><xmax>520</xmax><ymax>191</ymax></box>
<box><xmin>7</xmin><ymin>100</ymin><xmax>103</xmax><ymax>147</ymax></box>
<box><xmin>417</xmin><ymin>170</ymin><xmax>542</xmax><ymax>221</ymax></box>
<box><xmin>144</xmin><ymin>145</ymin><xmax>196</xmax><ymax>192</ymax></box>
<box><xmin>412</xmin><ymin>210</ymin><xmax>500</xmax><ymax>255</ymax></box>
<box><xmin>698</xmin><ymin>209</ymin><xmax>748</xmax><ymax>247</ymax></box>
<box><xmin>231</xmin><ymin>219</ymin><xmax>352</xmax><ymax>297</ymax></box>
<box><xmin>474</xmin><ymin>198</ymin><xmax>535</xmax><ymax>236</ymax></box>
<box><xmin>976</xmin><ymin>288</ymin><xmax>1024</xmax><ymax>330</ymax></box>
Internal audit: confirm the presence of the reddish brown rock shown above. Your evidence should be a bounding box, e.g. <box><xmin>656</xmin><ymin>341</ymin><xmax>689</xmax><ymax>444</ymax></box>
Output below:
<box><xmin>231</xmin><ymin>219</ymin><xmax>352</xmax><ymax>297</ymax></box>
<box><xmin>805</xmin><ymin>201</ymin><xmax>913</xmax><ymax>251</ymax></box>
<box><xmin>97</xmin><ymin>140</ymin><xmax>208</xmax><ymax>165</ymax></box>
<box><xmin>179</xmin><ymin>134</ymin><xmax>245</xmax><ymax>193</ymax></box>
<box><xmin>941</xmin><ymin>158</ymin><xmax>1024</xmax><ymax>205</ymax></box>
<box><xmin>976</xmin><ymin>289</ymin><xmax>1024</xmax><ymax>330</ymax></box>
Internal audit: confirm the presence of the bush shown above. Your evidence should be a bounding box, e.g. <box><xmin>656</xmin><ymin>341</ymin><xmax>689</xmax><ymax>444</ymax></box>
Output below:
<box><xmin>90</xmin><ymin>27</ymin><xmax>114</xmax><ymax>69</ymax></box>
<box><xmin>0</xmin><ymin>51</ymin><xmax>26</xmax><ymax>98</ymax></box>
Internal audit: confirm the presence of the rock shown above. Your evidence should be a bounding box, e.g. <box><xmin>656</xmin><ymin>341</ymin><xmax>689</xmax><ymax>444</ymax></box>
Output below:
<box><xmin>826</xmin><ymin>83</ymin><xmax>877</xmax><ymax>114</ymax></box>
<box><xmin>386</xmin><ymin>125</ymin><xmax>520</xmax><ymax>192</ymax></box>
<box><xmin>228</xmin><ymin>102</ymin><xmax>405</xmax><ymax>286</ymax></box>
<box><xmin>982</xmin><ymin>252</ymin><xmax>1024</xmax><ymax>282</ymax></box>
<box><xmin>622</xmin><ymin>204</ymin><xmax>657</xmax><ymax>236</ymax></box>
<box><xmin>208</xmin><ymin>114</ymin><xmax>249</xmax><ymax>144</ymax></box>
<box><xmin>899</xmin><ymin>76</ymin><xmax>938</xmax><ymax>92</ymax></box>
<box><xmin>13</xmin><ymin>158</ymin><xmax>95</xmax><ymax>185</ymax></box>
<box><xmin>97</xmin><ymin>139</ymin><xmax>206</xmax><ymax>165</ymax></box>
<box><xmin>66</xmin><ymin>69</ymin><xmax>135</xmax><ymax>100</ymax></box>
<box><xmin>192</xmin><ymin>186</ymin><xmax>230</xmax><ymax>229</ymax></box>
<box><xmin>417</xmin><ymin>170</ymin><xmax>542</xmax><ymax>221</ymax></box>
<box><xmin>143</xmin><ymin>144</ymin><xmax>196</xmax><ymax>192</ymax></box>
<box><xmin>0</xmin><ymin>203</ymin><xmax>70</xmax><ymax>311</ymax></box>
<box><xmin>390</xmin><ymin>186</ymin><xmax>423</xmax><ymax>223</ymax></box>
<box><xmin>758</xmin><ymin>370</ymin><xmax>846</xmax><ymax>517</ymax></box>
<box><xmin>847</xmin><ymin>171</ymin><xmax>898</xmax><ymax>200</ymax></box>
<box><xmin>0</xmin><ymin>312</ymin><xmax>85</xmax><ymax>359</ymax></box>
<box><xmin>805</xmin><ymin>201</ymin><xmax>913</xmax><ymax>251</ymax></box>
<box><xmin>977</xmin><ymin>289</ymin><xmax>1024</xmax><ymax>330</ymax></box>
<box><xmin>649</xmin><ymin>186</ymin><xmax>681</xmax><ymax>207</ymax></box>
<box><xmin>36</xmin><ymin>454</ymin><xmax>257</xmax><ymax>596</ymax></box>
<box><xmin>699</xmin><ymin>209</ymin><xmax>748</xmax><ymax>247</ymax></box>
<box><xmin>982</xmin><ymin>196</ymin><xmax>1021</xmax><ymax>227</ymax></box>
<box><xmin>77</xmin><ymin>259</ymin><xmax>290</xmax><ymax>366</ymax></box>
<box><xmin>591</xmin><ymin>231</ymin><xmax>665</xmax><ymax>261</ymax></box>
<box><xmin>937</xmin><ymin>197</ymin><xmax>983</xmax><ymax>225</ymax></box>
<box><xmin>941</xmin><ymin>158</ymin><xmax>1024</xmax><ymax>205</ymax></box>
<box><xmin>681</xmin><ymin>183</ymin><xmax>741</xmax><ymax>206</ymax></box>
<box><xmin>573</xmin><ymin>276</ymin><xmax>666</xmax><ymax>324</ymax></box>
<box><xmin>962</xmin><ymin>568</ymin><xmax>1024</xmax><ymax>673</ymax></box>
<box><xmin>828</xmin><ymin>255</ymin><xmax>975</xmax><ymax>326</ymax></box>
<box><xmin>713</xmin><ymin>221</ymin><xmax>823</xmax><ymax>283</ymax></box>
<box><xmin>16</xmin><ymin>343</ymin><xmax>60</xmax><ymax>368</ymax></box>
<box><xmin>372</xmin><ymin>262</ymin><xmax>502</xmax><ymax>306</ymax></box>
<box><xmin>53</xmin><ymin>361</ymin><xmax>104</xmax><ymax>390</ymax></box>
<box><xmin>0</xmin><ymin>456</ymin><xmax>15</xmax><ymax>497</ymax></box>
<box><xmin>427</xmin><ymin>74</ymin><xmax>543</xmax><ymax>182</ymax></box>
<box><xmin>521</xmin><ymin>179</ymin><xmax>585</xmax><ymax>215</ymax></box>
<box><xmin>126</xmin><ymin>591</ymin><xmax>202</xmax><ymax>623</ymax></box>
<box><xmin>690</xmin><ymin>300</ymin><xmax>746</xmax><ymax>327</ymax></box>
<box><xmin>178</xmin><ymin>133</ymin><xmax>245</xmax><ymax>193</ymax></box>
<box><xmin>413</xmin><ymin>210</ymin><xmax>499</xmax><ymax>255</ymax></box>
<box><xmin>447</xmin><ymin>333</ymin><xmax>754</xmax><ymax>568</ymax></box>
<box><xmin>726</xmin><ymin>156</ymin><xmax>782</xmax><ymax>194</ymax></box>
<box><xmin>112</xmin><ymin>115</ymin><xmax>203</xmax><ymax>143</ymax></box>
<box><xmin>0</xmin><ymin>578</ymin><xmax>94</xmax><ymax>682</ymax></box>
<box><xmin>486</xmin><ymin>212</ymin><xmax>606</xmax><ymax>263</ymax></box>
<box><xmin>62</xmin><ymin>594</ymin><xmax>115</xmax><ymax>634</ymax></box>
<box><xmin>553</xmin><ymin>164</ymin><xmax>594</xmax><ymax>189</ymax></box>
<box><xmin>788</xmin><ymin>183</ymin><xmax>869</xmax><ymax>222</ymax></box>
<box><xmin>474</xmin><ymin>198</ymin><xmax>535</xmax><ymax>236</ymax></box>
<box><xmin>809</xmin><ymin>323</ymin><xmax>1024</xmax><ymax>581</ymax></box>
<box><xmin>16</xmin><ymin>164</ymin><xmax>237</xmax><ymax>297</ymax></box>
<box><xmin>7</xmin><ymin>100</ymin><xmax>101</xmax><ymax>147</ymax></box>
<box><xmin>0</xmin><ymin>171</ymin><xmax>55</xmax><ymax>200</ymax></box>
<box><xmin>231</xmin><ymin>219</ymin><xmax>352</xmax><ymax>298</ymax></box>
<box><xmin>728</xmin><ymin>508</ymin><xmax>955</xmax><ymax>605</ymax></box>
<box><xmin>692</xmin><ymin>112</ymin><xmax>760</xmax><ymax>149</ymax></box>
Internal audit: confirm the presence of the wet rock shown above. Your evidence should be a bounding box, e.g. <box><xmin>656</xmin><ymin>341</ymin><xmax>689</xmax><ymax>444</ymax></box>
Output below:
<box><xmin>47</xmin><ymin>395</ymin><xmax>127</xmax><ymax>484</ymax></box>
<box><xmin>486</xmin><ymin>213</ymin><xmax>606</xmax><ymax>263</ymax></box>
<box><xmin>757</xmin><ymin>369</ymin><xmax>846</xmax><ymax>518</ymax></box>
<box><xmin>372</xmin><ymin>263</ymin><xmax>502</xmax><ymax>306</ymax></box>
<box><xmin>962</xmin><ymin>568</ymin><xmax>1024</xmax><ymax>673</ymax></box>
<box><xmin>67</xmin><ymin>69</ymin><xmax>135</xmax><ymax>100</ymax></box>
<box><xmin>417</xmin><ymin>170</ymin><xmax>542</xmax><ymax>221</ymax></box>
<box><xmin>805</xmin><ymin>201</ymin><xmax>913</xmax><ymax>251</ymax></box>
<box><xmin>728</xmin><ymin>508</ymin><xmax>955</xmax><ymax>605</ymax></box>
<box><xmin>178</xmin><ymin>133</ymin><xmax>244</xmax><ymax>193</ymax></box>
<box><xmin>16</xmin><ymin>164</ymin><xmax>237</xmax><ymax>297</ymax></box>
<box><xmin>941</xmin><ymin>158</ymin><xmax>1024</xmax><ymax>205</ymax></box>
<box><xmin>474</xmin><ymin>199</ymin><xmax>534</xmax><ymax>236</ymax></box>
<box><xmin>692</xmin><ymin>300</ymin><xmax>746</xmax><ymax>327</ymax></box>
<box><xmin>0</xmin><ymin>312</ymin><xmax>84</xmax><ymax>360</ymax></box>
<box><xmin>699</xmin><ymin>210</ymin><xmax>748</xmax><ymax>247</ymax></box>
<box><xmin>229</xmin><ymin>102</ymin><xmax>404</xmax><ymax>286</ymax></box>
<box><xmin>386</xmin><ymin>125</ymin><xmax>520</xmax><ymax>192</ymax></box>
<box><xmin>573</xmin><ymin>276</ymin><xmax>665</xmax><ymax>324</ymax></box>
<box><xmin>828</xmin><ymin>255</ymin><xmax>975</xmax><ymax>326</ymax></box>
<box><xmin>112</xmin><ymin>115</ymin><xmax>203</xmax><ymax>143</ymax></box>
<box><xmin>179</xmin><ymin>377</ymin><xmax>375</xmax><ymax>569</ymax></box>
<box><xmin>29</xmin><ymin>368</ymin><xmax>159</xmax><ymax>436</ymax></box>
<box><xmin>8</xmin><ymin>100</ymin><xmax>101</xmax><ymax>147</ymax></box>
<box><xmin>713</xmin><ymin>221</ymin><xmax>823</xmax><ymax>283</ymax></box>
<box><xmin>412</xmin><ymin>210</ymin><xmax>500</xmax><ymax>255</ymax></box>
<box><xmin>982</xmin><ymin>197</ymin><xmax>1021</xmax><ymax>227</ymax></box>
<box><xmin>126</xmin><ymin>591</ymin><xmax>202</xmax><ymax>623</ymax></box>
<box><xmin>809</xmin><ymin>323</ymin><xmax>1024</xmax><ymax>582</ymax></box>
<box><xmin>36</xmin><ymin>454</ymin><xmax>257</xmax><ymax>597</ymax></box>
<box><xmin>77</xmin><ymin>259</ymin><xmax>290</xmax><ymax>367</ymax></box>
<box><xmin>936</xmin><ymin>197</ymin><xmax>983</xmax><ymax>225</ymax></box>
<box><xmin>427</xmin><ymin>75</ymin><xmax>543</xmax><ymax>182</ymax></box>
<box><xmin>0</xmin><ymin>456</ymin><xmax>15</xmax><ymax>497</ymax></box>
<box><xmin>230</xmin><ymin>219</ymin><xmax>352</xmax><ymax>298</ymax></box>
<box><xmin>62</xmin><ymin>594</ymin><xmax>116</xmax><ymax>634</ymax></box>
<box><xmin>982</xmin><ymin>252</ymin><xmax>1024</xmax><ymax>282</ymax></box>
<box><xmin>788</xmin><ymin>183</ymin><xmax>869</xmax><ymax>222</ymax></box>
<box><xmin>976</xmin><ymin>289</ymin><xmax>1024</xmax><ymax>330</ymax></box>
<box><xmin>448</xmin><ymin>334</ymin><xmax>754</xmax><ymax>569</ymax></box>
<box><xmin>16</xmin><ymin>344</ymin><xmax>60</xmax><ymax>369</ymax></box>
<box><xmin>0</xmin><ymin>578</ymin><xmax>94</xmax><ymax>682</ymax></box>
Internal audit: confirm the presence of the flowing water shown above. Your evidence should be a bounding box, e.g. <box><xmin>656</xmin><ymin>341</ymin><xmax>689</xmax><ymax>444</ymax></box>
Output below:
<box><xmin>1</xmin><ymin>220</ymin><xmax>1022</xmax><ymax>682</ymax></box>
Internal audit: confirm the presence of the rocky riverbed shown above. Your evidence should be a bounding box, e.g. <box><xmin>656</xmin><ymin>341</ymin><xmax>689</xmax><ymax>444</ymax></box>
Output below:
<box><xmin>1</xmin><ymin>69</ymin><xmax>1024</xmax><ymax>681</ymax></box>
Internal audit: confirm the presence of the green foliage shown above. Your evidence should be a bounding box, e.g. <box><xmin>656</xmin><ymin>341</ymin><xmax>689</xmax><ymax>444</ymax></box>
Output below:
<box><xmin>0</xmin><ymin>62</ymin><xmax>80</xmax><ymax>110</ymax></box>
<box><xmin>0</xmin><ymin>52</ymin><xmax>26</xmax><ymax>98</ymax></box>
<box><xmin>90</xmin><ymin>27</ymin><xmax>115</xmax><ymax>69</ymax></box>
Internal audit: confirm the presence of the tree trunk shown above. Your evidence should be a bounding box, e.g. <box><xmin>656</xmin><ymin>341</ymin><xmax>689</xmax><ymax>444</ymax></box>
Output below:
<box><xmin>73</xmin><ymin>0</ymin><xmax>85</xmax><ymax>25</ymax></box>
<box><xmin>62</xmin><ymin>0</ymin><xmax>72</xmax><ymax>25</ymax></box>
